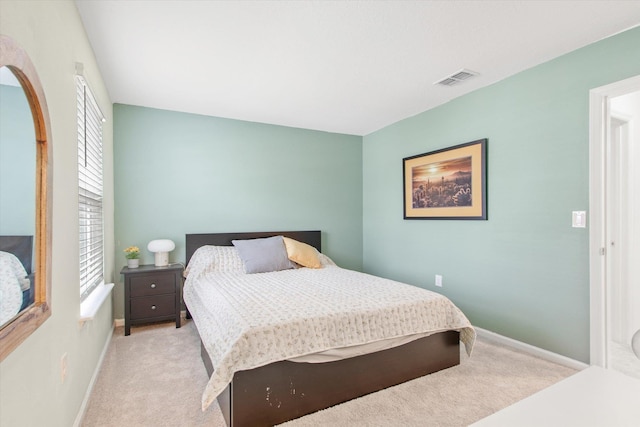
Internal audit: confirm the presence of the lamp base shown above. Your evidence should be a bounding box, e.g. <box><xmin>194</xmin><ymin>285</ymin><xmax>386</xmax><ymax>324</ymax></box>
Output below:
<box><xmin>154</xmin><ymin>252</ymin><xmax>169</xmax><ymax>267</ymax></box>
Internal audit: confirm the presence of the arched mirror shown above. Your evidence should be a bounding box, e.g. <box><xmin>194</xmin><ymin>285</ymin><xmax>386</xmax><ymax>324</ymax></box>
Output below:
<box><xmin>0</xmin><ymin>35</ymin><xmax>52</xmax><ymax>362</ymax></box>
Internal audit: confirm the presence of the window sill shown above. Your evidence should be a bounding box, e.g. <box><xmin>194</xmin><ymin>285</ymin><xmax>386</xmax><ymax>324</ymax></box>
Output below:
<box><xmin>79</xmin><ymin>282</ymin><xmax>114</xmax><ymax>324</ymax></box>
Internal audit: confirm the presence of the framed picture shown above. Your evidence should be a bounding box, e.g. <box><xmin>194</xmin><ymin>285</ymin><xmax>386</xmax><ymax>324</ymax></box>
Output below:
<box><xmin>403</xmin><ymin>139</ymin><xmax>487</xmax><ymax>220</ymax></box>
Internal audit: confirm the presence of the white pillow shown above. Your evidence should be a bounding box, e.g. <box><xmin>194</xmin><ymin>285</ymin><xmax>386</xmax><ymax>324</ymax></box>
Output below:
<box><xmin>318</xmin><ymin>253</ymin><xmax>336</xmax><ymax>267</ymax></box>
<box><xmin>184</xmin><ymin>245</ymin><xmax>245</xmax><ymax>278</ymax></box>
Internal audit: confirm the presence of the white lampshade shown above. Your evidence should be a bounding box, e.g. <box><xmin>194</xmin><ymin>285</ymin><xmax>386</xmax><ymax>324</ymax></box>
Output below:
<box><xmin>147</xmin><ymin>239</ymin><xmax>175</xmax><ymax>267</ymax></box>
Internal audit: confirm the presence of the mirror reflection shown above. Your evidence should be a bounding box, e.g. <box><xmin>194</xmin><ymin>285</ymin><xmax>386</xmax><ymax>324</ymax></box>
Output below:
<box><xmin>0</xmin><ymin>66</ymin><xmax>36</xmax><ymax>327</ymax></box>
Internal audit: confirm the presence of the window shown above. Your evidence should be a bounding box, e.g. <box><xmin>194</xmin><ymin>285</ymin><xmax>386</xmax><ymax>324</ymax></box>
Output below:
<box><xmin>77</xmin><ymin>73</ymin><xmax>105</xmax><ymax>300</ymax></box>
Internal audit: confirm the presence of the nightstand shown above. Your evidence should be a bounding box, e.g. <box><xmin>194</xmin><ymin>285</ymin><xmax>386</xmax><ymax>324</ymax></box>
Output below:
<box><xmin>120</xmin><ymin>263</ymin><xmax>183</xmax><ymax>336</ymax></box>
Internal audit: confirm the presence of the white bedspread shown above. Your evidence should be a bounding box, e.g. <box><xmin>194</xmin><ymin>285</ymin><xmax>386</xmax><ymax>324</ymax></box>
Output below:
<box><xmin>0</xmin><ymin>251</ymin><xmax>28</xmax><ymax>325</ymax></box>
<box><xmin>184</xmin><ymin>264</ymin><xmax>475</xmax><ymax>411</ymax></box>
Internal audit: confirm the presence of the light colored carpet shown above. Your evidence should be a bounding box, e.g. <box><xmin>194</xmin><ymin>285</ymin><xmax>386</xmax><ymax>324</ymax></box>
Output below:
<box><xmin>81</xmin><ymin>320</ymin><xmax>576</xmax><ymax>427</ymax></box>
<box><xmin>609</xmin><ymin>341</ymin><xmax>640</xmax><ymax>380</ymax></box>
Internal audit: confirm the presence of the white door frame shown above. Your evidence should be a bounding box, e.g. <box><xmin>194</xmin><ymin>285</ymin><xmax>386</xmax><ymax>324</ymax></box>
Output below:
<box><xmin>589</xmin><ymin>74</ymin><xmax>640</xmax><ymax>367</ymax></box>
<box><xmin>608</xmin><ymin>113</ymin><xmax>631</xmax><ymax>346</ymax></box>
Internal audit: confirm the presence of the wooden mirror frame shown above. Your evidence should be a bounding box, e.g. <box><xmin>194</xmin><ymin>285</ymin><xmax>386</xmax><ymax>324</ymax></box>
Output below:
<box><xmin>0</xmin><ymin>34</ymin><xmax>53</xmax><ymax>362</ymax></box>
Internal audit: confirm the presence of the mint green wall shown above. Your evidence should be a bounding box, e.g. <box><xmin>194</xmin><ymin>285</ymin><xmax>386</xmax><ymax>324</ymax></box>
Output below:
<box><xmin>0</xmin><ymin>84</ymin><xmax>35</xmax><ymax>235</ymax></box>
<box><xmin>113</xmin><ymin>104</ymin><xmax>362</xmax><ymax>318</ymax></box>
<box><xmin>363</xmin><ymin>27</ymin><xmax>640</xmax><ymax>362</ymax></box>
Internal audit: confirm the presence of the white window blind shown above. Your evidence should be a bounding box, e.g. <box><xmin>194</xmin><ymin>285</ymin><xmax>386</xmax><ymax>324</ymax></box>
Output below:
<box><xmin>77</xmin><ymin>74</ymin><xmax>105</xmax><ymax>300</ymax></box>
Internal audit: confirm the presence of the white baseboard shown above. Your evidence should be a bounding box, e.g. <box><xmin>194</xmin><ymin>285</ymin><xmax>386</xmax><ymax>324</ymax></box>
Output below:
<box><xmin>475</xmin><ymin>326</ymin><xmax>589</xmax><ymax>371</ymax></box>
<box><xmin>72</xmin><ymin>324</ymin><xmax>114</xmax><ymax>427</ymax></box>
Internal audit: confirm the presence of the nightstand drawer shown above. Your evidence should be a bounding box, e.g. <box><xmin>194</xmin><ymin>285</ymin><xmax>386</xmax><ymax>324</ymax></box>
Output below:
<box><xmin>130</xmin><ymin>294</ymin><xmax>175</xmax><ymax>319</ymax></box>
<box><xmin>130</xmin><ymin>274</ymin><xmax>175</xmax><ymax>297</ymax></box>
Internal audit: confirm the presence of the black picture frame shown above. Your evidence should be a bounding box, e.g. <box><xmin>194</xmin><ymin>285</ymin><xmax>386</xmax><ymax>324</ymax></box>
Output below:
<box><xmin>403</xmin><ymin>139</ymin><xmax>487</xmax><ymax>220</ymax></box>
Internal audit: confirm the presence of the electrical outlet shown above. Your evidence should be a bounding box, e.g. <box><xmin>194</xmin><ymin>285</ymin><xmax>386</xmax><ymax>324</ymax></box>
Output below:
<box><xmin>435</xmin><ymin>274</ymin><xmax>443</xmax><ymax>287</ymax></box>
<box><xmin>61</xmin><ymin>353</ymin><xmax>68</xmax><ymax>383</ymax></box>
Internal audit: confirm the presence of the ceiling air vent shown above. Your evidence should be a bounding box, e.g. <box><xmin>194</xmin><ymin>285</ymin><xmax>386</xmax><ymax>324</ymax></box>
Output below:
<box><xmin>434</xmin><ymin>69</ymin><xmax>479</xmax><ymax>87</ymax></box>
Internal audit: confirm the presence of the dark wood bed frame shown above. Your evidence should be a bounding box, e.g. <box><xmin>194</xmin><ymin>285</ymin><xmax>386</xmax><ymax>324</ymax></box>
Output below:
<box><xmin>185</xmin><ymin>231</ymin><xmax>460</xmax><ymax>427</ymax></box>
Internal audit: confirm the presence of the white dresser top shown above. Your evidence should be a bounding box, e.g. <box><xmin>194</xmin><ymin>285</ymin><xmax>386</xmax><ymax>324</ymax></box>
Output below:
<box><xmin>471</xmin><ymin>366</ymin><xmax>640</xmax><ymax>427</ymax></box>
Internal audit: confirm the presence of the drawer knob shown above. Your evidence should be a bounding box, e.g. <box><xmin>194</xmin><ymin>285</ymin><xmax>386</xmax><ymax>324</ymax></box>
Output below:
<box><xmin>151</xmin><ymin>305</ymin><xmax>157</xmax><ymax>310</ymax></box>
<box><xmin>150</xmin><ymin>283</ymin><xmax>156</xmax><ymax>288</ymax></box>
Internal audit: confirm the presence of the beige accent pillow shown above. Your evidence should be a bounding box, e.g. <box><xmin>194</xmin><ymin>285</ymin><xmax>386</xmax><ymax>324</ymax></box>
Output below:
<box><xmin>282</xmin><ymin>237</ymin><xmax>322</xmax><ymax>269</ymax></box>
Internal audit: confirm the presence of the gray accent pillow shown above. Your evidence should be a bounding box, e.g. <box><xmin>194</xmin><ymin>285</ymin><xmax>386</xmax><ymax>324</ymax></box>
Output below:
<box><xmin>231</xmin><ymin>236</ymin><xmax>295</xmax><ymax>274</ymax></box>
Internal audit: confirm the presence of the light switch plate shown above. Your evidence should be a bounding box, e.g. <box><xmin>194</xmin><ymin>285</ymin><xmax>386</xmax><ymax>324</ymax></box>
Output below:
<box><xmin>572</xmin><ymin>211</ymin><xmax>586</xmax><ymax>228</ymax></box>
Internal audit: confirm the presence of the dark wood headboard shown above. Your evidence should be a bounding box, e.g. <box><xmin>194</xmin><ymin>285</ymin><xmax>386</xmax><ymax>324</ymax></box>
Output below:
<box><xmin>185</xmin><ymin>231</ymin><xmax>321</xmax><ymax>266</ymax></box>
<box><xmin>0</xmin><ymin>235</ymin><xmax>33</xmax><ymax>274</ymax></box>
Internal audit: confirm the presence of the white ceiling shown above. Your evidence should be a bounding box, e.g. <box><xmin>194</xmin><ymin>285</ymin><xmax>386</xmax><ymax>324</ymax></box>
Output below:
<box><xmin>75</xmin><ymin>1</ymin><xmax>640</xmax><ymax>136</ymax></box>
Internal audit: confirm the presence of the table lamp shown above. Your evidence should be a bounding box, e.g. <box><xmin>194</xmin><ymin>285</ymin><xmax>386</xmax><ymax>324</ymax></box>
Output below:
<box><xmin>147</xmin><ymin>239</ymin><xmax>175</xmax><ymax>267</ymax></box>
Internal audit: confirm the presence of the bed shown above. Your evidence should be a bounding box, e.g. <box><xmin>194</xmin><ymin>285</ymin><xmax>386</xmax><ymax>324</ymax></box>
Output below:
<box><xmin>184</xmin><ymin>231</ymin><xmax>475</xmax><ymax>426</ymax></box>
<box><xmin>0</xmin><ymin>235</ymin><xmax>34</xmax><ymax>325</ymax></box>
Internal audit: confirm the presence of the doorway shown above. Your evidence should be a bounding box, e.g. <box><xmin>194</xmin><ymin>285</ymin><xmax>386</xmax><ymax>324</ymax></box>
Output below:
<box><xmin>589</xmin><ymin>75</ymin><xmax>640</xmax><ymax>379</ymax></box>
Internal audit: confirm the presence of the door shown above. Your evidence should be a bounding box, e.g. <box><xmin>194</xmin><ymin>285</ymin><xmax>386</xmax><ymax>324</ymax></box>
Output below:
<box><xmin>589</xmin><ymin>77</ymin><xmax>640</xmax><ymax>379</ymax></box>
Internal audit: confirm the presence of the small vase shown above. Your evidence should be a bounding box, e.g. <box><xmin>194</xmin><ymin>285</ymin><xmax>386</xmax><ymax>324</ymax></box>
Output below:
<box><xmin>127</xmin><ymin>259</ymin><xmax>139</xmax><ymax>268</ymax></box>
